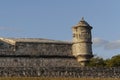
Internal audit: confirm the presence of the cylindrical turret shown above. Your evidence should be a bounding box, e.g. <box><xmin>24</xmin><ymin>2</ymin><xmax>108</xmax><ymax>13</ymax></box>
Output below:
<box><xmin>72</xmin><ymin>17</ymin><xmax>93</xmax><ymax>66</ymax></box>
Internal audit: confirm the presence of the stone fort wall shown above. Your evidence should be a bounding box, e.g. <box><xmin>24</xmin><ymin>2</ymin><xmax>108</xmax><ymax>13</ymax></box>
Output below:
<box><xmin>0</xmin><ymin>42</ymin><xmax>73</xmax><ymax>56</ymax></box>
<box><xmin>0</xmin><ymin>41</ymin><xmax>119</xmax><ymax>78</ymax></box>
<box><xmin>0</xmin><ymin>67</ymin><xmax>119</xmax><ymax>78</ymax></box>
<box><xmin>15</xmin><ymin>42</ymin><xmax>72</xmax><ymax>56</ymax></box>
<box><xmin>0</xmin><ymin>57</ymin><xmax>80</xmax><ymax>67</ymax></box>
<box><xmin>0</xmin><ymin>42</ymin><xmax>81</xmax><ymax>67</ymax></box>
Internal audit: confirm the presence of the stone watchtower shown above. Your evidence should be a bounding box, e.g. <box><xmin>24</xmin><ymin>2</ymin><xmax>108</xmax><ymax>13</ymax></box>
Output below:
<box><xmin>72</xmin><ymin>17</ymin><xmax>93</xmax><ymax>66</ymax></box>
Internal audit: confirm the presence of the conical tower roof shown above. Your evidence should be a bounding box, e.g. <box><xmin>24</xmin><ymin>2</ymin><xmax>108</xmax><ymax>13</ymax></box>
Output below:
<box><xmin>77</xmin><ymin>17</ymin><xmax>90</xmax><ymax>26</ymax></box>
<box><xmin>73</xmin><ymin>17</ymin><xmax>92</xmax><ymax>29</ymax></box>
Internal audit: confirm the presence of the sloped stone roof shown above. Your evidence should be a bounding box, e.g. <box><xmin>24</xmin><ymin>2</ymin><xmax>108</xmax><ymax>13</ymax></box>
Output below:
<box><xmin>0</xmin><ymin>37</ymin><xmax>72</xmax><ymax>45</ymax></box>
<box><xmin>73</xmin><ymin>17</ymin><xmax>92</xmax><ymax>29</ymax></box>
<box><xmin>77</xmin><ymin>17</ymin><xmax>90</xmax><ymax>26</ymax></box>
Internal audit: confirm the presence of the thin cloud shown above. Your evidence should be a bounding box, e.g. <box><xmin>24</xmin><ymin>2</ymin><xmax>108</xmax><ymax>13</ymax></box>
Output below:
<box><xmin>93</xmin><ymin>38</ymin><xmax>120</xmax><ymax>50</ymax></box>
<box><xmin>105</xmin><ymin>40</ymin><xmax>120</xmax><ymax>50</ymax></box>
<box><xmin>92</xmin><ymin>38</ymin><xmax>109</xmax><ymax>47</ymax></box>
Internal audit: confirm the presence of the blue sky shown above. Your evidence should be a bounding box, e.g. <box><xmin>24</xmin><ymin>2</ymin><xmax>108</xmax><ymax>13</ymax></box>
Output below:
<box><xmin>0</xmin><ymin>0</ymin><xmax>120</xmax><ymax>59</ymax></box>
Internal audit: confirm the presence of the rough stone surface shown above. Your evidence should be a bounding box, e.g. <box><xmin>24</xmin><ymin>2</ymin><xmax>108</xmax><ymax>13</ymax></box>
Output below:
<box><xmin>15</xmin><ymin>42</ymin><xmax>72</xmax><ymax>56</ymax></box>
<box><xmin>0</xmin><ymin>38</ymin><xmax>72</xmax><ymax>56</ymax></box>
<box><xmin>0</xmin><ymin>57</ymin><xmax>80</xmax><ymax>67</ymax></box>
<box><xmin>72</xmin><ymin>18</ymin><xmax>93</xmax><ymax>66</ymax></box>
<box><xmin>0</xmin><ymin>38</ymin><xmax>120</xmax><ymax>78</ymax></box>
<box><xmin>0</xmin><ymin>67</ymin><xmax>119</xmax><ymax>78</ymax></box>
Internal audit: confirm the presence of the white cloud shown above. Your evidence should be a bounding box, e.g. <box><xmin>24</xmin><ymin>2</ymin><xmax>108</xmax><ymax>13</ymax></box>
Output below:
<box><xmin>92</xmin><ymin>38</ymin><xmax>109</xmax><ymax>47</ymax></box>
<box><xmin>105</xmin><ymin>40</ymin><xmax>120</xmax><ymax>50</ymax></box>
<box><xmin>93</xmin><ymin>38</ymin><xmax>120</xmax><ymax>50</ymax></box>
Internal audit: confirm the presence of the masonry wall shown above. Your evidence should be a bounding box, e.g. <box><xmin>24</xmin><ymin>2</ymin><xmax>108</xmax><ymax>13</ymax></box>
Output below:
<box><xmin>0</xmin><ymin>41</ymin><xmax>119</xmax><ymax>78</ymax></box>
<box><xmin>0</xmin><ymin>42</ymin><xmax>73</xmax><ymax>56</ymax></box>
<box><xmin>0</xmin><ymin>40</ymin><xmax>15</xmax><ymax>55</ymax></box>
<box><xmin>0</xmin><ymin>42</ymin><xmax>81</xmax><ymax>71</ymax></box>
<box><xmin>15</xmin><ymin>42</ymin><xmax>73</xmax><ymax>56</ymax></box>
<box><xmin>0</xmin><ymin>67</ymin><xmax>119</xmax><ymax>78</ymax></box>
<box><xmin>0</xmin><ymin>57</ymin><xmax>80</xmax><ymax>67</ymax></box>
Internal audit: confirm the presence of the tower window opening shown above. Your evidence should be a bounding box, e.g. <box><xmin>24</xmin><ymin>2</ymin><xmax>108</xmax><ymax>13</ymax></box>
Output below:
<box><xmin>73</xmin><ymin>34</ymin><xmax>75</xmax><ymax>37</ymax></box>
